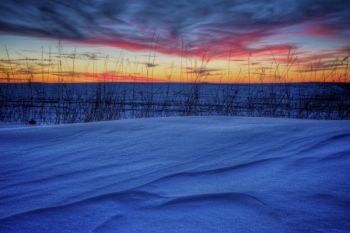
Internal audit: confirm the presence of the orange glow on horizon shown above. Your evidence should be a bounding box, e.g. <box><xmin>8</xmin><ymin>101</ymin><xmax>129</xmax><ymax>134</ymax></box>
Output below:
<box><xmin>1</xmin><ymin>39</ymin><xmax>349</xmax><ymax>84</ymax></box>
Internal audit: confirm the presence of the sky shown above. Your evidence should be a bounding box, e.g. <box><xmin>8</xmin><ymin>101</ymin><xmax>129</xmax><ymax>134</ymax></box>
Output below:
<box><xmin>0</xmin><ymin>0</ymin><xmax>349</xmax><ymax>83</ymax></box>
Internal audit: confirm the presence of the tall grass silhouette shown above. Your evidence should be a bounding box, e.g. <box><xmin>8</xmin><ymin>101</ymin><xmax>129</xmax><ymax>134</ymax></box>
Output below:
<box><xmin>0</xmin><ymin>43</ymin><xmax>349</xmax><ymax>124</ymax></box>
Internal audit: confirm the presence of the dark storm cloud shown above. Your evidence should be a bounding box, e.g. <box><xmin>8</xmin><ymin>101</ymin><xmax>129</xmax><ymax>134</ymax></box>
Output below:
<box><xmin>0</xmin><ymin>0</ymin><xmax>349</xmax><ymax>57</ymax></box>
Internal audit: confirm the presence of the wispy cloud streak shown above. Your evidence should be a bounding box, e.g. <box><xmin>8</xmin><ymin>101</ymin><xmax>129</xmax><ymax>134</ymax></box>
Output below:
<box><xmin>0</xmin><ymin>0</ymin><xmax>349</xmax><ymax>58</ymax></box>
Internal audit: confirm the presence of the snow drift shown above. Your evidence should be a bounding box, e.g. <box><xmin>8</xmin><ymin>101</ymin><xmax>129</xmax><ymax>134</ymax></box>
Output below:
<box><xmin>0</xmin><ymin>117</ymin><xmax>350</xmax><ymax>233</ymax></box>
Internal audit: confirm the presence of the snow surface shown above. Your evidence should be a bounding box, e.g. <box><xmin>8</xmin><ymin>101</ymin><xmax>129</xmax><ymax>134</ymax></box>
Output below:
<box><xmin>0</xmin><ymin>116</ymin><xmax>350</xmax><ymax>233</ymax></box>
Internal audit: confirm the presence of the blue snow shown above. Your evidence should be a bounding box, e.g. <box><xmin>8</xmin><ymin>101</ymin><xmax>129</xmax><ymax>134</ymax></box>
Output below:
<box><xmin>0</xmin><ymin>116</ymin><xmax>350</xmax><ymax>233</ymax></box>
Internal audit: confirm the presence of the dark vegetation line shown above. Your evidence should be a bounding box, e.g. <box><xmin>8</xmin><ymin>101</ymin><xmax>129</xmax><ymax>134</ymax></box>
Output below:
<box><xmin>0</xmin><ymin>82</ymin><xmax>349</xmax><ymax>124</ymax></box>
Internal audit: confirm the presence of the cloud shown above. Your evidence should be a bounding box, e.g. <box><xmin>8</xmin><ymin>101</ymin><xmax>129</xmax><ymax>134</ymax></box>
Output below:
<box><xmin>0</xmin><ymin>0</ymin><xmax>349</xmax><ymax>58</ymax></box>
<box><xmin>186</xmin><ymin>67</ymin><xmax>221</xmax><ymax>76</ymax></box>
<box><xmin>143</xmin><ymin>62</ymin><xmax>158</xmax><ymax>68</ymax></box>
<box><xmin>80</xmin><ymin>72</ymin><xmax>163</xmax><ymax>82</ymax></box>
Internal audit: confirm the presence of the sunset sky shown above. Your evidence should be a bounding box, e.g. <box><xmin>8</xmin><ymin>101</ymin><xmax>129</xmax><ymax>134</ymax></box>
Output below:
<box><xmin>0</xmin><ymin>0</ymin><xmax>349</xmax><ymax>83</ymax></box>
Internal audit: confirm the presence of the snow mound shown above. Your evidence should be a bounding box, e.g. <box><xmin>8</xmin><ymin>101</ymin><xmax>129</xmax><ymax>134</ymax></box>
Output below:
<box><xmin>0</xmin><ymin>117</ymin><xmax>350</xmax><ymax>233</ymax></box>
